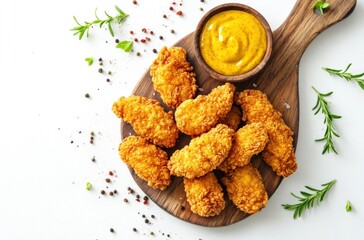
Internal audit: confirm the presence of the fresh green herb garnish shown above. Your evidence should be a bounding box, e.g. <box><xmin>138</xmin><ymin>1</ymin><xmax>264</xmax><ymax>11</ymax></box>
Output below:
<box><xmin>312</xmin><ymin>87</ymin><xmax>341</xmax><ymax>154</ymax></box>
<box><xmin>312</xmin><ymin>1</ymin><xmax>330</xmax><ymax>14</ymax></box>
<box><xmin>116</xmin><ymin>40</ymin><xmax>133</xmax><ymax>52</ymax></box>
<box><xmin>346</xmin><ymin>200</ymin><xmax>352</xmax><ymax>212</ymax></box>
<box><xmin>86</xmin><ymin>182</ymin><xmax>92</xmax><ymax>190</ymax></box>
<box><xmin>71</xmin><ymin>6</ymin><xmax>128</xmax><ymax>40</ymax></box>
<box><xmin>282</xmin><ymin>179</ymin><xmax>336</xmax><ymax>219</ymax></box>
<box><xmin>85</xmin><ymin>57</ymin><xmax>94</xmax><ymax>66</ymax></box>
<box><xmin>323</xmin><ymin>64</ymin><xmax>364</xmax><ymax>91</ymax></box>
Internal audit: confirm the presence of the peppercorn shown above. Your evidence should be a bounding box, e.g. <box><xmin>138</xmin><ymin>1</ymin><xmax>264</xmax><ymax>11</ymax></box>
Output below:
<box><xmin>163</xmin><ymin>14</ymin><xmax>167</xmax><ymax>18</ymax></box>
<box><xmin>110</xmin><ymin>228</ymin><xmax>114</xmax><ymax>233</ymax></box>
<box><xmin>101</xmin><ymin>190</ymin><xmax>106</xmax><ymax>195</ymax></box>
<box><xmin>136</xmin><ymin>194</ymin><xmax>140</xmax><ymax>199</ymax></box>
<box><xmin>98</xmin><ymin>68</ymin><xmax>103</xmax><ymax>73</ymax></box>
<box><xmin>133</xmin><ymin>227</ymin><xmax>137</xmax><ymax>232</ymax></box>
<box><xmin>170</xmin><ymin>29</ymin><xmax>175</xmax><ymax>33</ymax></box>
<box><xmin>91</xmin><ymin>156</ymin><xmax>96</xmax><ymax>162</ymax></box>
<box><xmin>142</xmin><ymin>28</ymin><xmax>147</xmax><ymax>33</ymax></box>
<box><xmin>115</xmin><ymin>39</ymin><xmax>119</xmax><ymax>43</ymax></box>
<box><xmin>153</xmin><ymin>49</ymin><xmax>157</xmax><ymax>54</ymax></box>
<box><xmin>98</xmin><ymin>57</ymin><xmax>103</xmax><ymax>61</ymax></box>
<box><xmin>141</xmin><ymin>39</ymin><xmax>146</xmax><ymax>43</ymax></box>
<box><xmin>134</xmin><ymin>38</ymin><xmax>138</xmax><ymax>42</ymax></box>
<box><xmin>169</xmin><ymin>6</ymin><xmax>174</xmax><ymax>10</ymax></box>
<box><xmin>145</xmin><ymin>219</ymin><xmax>150</xmax><ymax>224</ymax></box>
<box><xmin>159</xmin><ymin>36</ymin><xmax>164</xmax><ymax>40</ymax></box>
<box><xmin>150</xmin><ymin>31</ymin><xmax>154</xmax><ymax>35</ymax></box>
<box><xmin>123</xmin><ymin>198</ymin><xmax>128</xmax><ymax>203</ymax></box>
<box><xmin>106</xmin><ymin>78</ymin><xmax>110</xmax><ymax>82</ymax></box>
<box><xmin>105</xmin><ymin>178</ymin><xmax>111</xmax><ymax>183</ymax></box>
<box><xmin>109</xmin><ymin>191</ymin><xmax>114</xmax><ymax>196</ymax></box>
<box><xmin>176</xmin><ymin>10</ymin><xmax>182</xmax><ymax>15</ymax></box>
<box><xmin>200</xmin><ymin>0</ymin><xmax>204</xmax><ymax>2</ymax></box>
<box><xmin>143</xmin><ymin>196</ymin><xmax>149</xmax><ymax>201</ymax></box>
<box><xmin>151</xmin><ymin>214</ymin><xmax>155</xmax><ymax>219</ymax></box>
<box><xmin>136</xmin><ymin>52</ymin><xmax>141</xmax><ymax>56</ymax></box>
<box><xmin>85</xmin><ymin>93</ymin><xmax>90</xmax><ymax>98</ymax></box>
<box><xmin>142</xmin><ymin>214</ymin><xmax>146</xmax><ymax>218</ymax></box>
<box><xmin>132</xmin><ymin>0</ymin><xmax>137</xmax><ymax>4</ymax></box>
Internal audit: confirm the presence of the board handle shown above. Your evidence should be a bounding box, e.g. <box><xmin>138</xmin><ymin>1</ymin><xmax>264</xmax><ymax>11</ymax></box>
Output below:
<box><xmin>271</xmin><ymin>0</ymin><xmax>356</xmax><ymax>72</ymax></box>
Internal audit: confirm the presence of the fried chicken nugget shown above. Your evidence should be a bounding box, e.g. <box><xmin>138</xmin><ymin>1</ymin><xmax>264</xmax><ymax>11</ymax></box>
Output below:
<box><xmin>217</xmin><ymin>105</ymin><xmax>242</xmax><ymax>131</ymax></box>
<box><xmin>222</xmin><ymin>164</ymin><xmax>268</xmax><ymax>214</ymax></box>
<box><xmin>112</xmin><ymin>95</ymin><xmax>179</xmax><ymax>148</ymax></box>
<box><xmin>150</xmin><ymin>46</ymin><xmax>198</xmax><ymax>109</ymax></box>
<box><xmin>218</xmin><ymin>122</ymin><xmax>269</xmax><ymax>172</ymax></box>
<box><xmin>184</xmin><ymin>172</ymin><xmax>225</xmax><ymax>217</ymax></box>
<box><xmin>119</xmin><ymin>136</ymin><xmax>171</xmax><ymax>190</ymax></box>
<box><xmin>235</xmin><ymin>90</ymin><xmax>297</xmax><ymax>177</ymax></box>
<box><xmin>168</xmin><ymin>124</ymin><xmax>234</xmax><ymax>179</ymax></box>
<box><xmin>175</xmin><ymin>83</ymin><xmax>235</xmax><ymax>136</ymax></box>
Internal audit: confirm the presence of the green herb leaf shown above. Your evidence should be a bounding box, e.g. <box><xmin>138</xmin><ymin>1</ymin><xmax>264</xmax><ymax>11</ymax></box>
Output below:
<box><xmin>346</xmin><ymin>200</ymin><xmax>352</xmax><ymax>212</ymax></box>
<box><xmin>282</xmin><ymin>180</ymin><xmax>336</xmax><ymax>219</ymax></box>
<box><xmin>86</xmin><ymin>182</ymin><xmax>92</xmax><ymax>190</ymax></box>
<box><xmin>312</xmin><ymin>87</ymin><xmax>341</xmax><ymax>154</ymax></box>
<box><xmin>71</xmin><ymin>6</ymin><xmax>128</xmax><ymax>40</ymax></box>
<box><xmin>312</xmin><ymin>0</ymin><xmax>330</xmax><ymax>14</ymax></box>
<box><xmin>85</xmin><ymin>57</ymin><xmax>94</xmax><ymax>66</ymax></box>
<box><xmin>116</xmin><ymin>40</ymin><xmax>133</xmax><ymax>52</ymax></box>
<box><xmin>322</xmin><ymin>63</ymin><xmax>364</xmax><ymax>91</ymax></box>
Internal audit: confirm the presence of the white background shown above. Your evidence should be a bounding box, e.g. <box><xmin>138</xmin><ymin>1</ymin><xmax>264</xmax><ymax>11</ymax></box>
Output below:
<box><xmin>1</xmin><ymin>0</ymin><xmax>364</xmax><ymax>239</ymax></box>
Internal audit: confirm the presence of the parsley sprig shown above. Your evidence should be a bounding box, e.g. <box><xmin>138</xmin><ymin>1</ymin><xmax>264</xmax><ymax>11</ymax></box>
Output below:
<box><xmin>71</xmin><ymin>6</ymin><xmax>128</xmax><ymax>40</ymax></box>
<box><xmin>312</xmin><ymin>1</ymin><xmax>330</xmax><ymax>14</ymax></box>
<box><xmin>312</xmin><ymin>87</ymin><xmax>341</xmax><ymax>154</ymax></box>
<box><xmin>323</xmin><ymin>64</ymin><xmax>364</xmax><ymax>91</ymax></box>
<box><xmin>282</xmin><ymin>179</ymin><xmax>336</xmax><ymax>219</ymax></box>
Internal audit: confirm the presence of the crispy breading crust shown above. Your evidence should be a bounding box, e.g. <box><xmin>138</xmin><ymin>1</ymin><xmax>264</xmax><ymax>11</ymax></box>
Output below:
<box><xmin>222</xmin><ymin>164</ymin><xmax>268</xmax><ymax>214</ymax></box>
<box><xmin>168</xmin><ymin>124</ymin><xmax>234</xmax><ymax>179</ymax></box>
<box><xmin>150</xmin><ymin>46</ymin><xmax>198</xmax><ymax>109</ymax></box>
<box><xmin>119</xmin><ymin>136</ymin><xmax>171</xmax><ymax>190</ymax></box>
<box><xmin>112</xmin><ymin>95</ymin><xmax>179</xmax><ymax>148</ymax></box>
<box><xmin>234</xmin><ymin>90</ymin><xmax>297</xmax><ymax>177</ymax></box>
<box><xmin>217</xmin><ymin>105</ymin><xmax>242</xmax><ymax>131</ymax></box>
<box><xmin>218</xmin><ymin>122</ymin><xmax>269</xmax><ymax>172</ymax></box>
<box><xmin>175</xmin><ymin>83</ymin><xmax>235</xmax><ymax>136</ymax></box>
<box><xmin>184</xmin><ymin>172</ymin><xmax>225</xmax><ymax>217</ymax></box>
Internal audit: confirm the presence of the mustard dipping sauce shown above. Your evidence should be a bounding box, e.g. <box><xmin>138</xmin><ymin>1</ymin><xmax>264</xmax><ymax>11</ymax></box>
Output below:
<box><xmin>200</xmin><ymin>10</ymin><xmax>267</xmax><ymax>76</ymax></box>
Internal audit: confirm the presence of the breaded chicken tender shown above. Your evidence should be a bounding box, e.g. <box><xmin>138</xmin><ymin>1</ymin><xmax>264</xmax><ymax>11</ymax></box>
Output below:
<box><xmin>218</xmin><ymin>122</ymin><xmax>269</xmax><ymax>172</ymax></box>
<box><xmin>235</xmin><ymin>89</ymin><xmax>297</xmax><ymax>177</ymax></box>
<box><xmin>184</xmin><ymin>172</ymin><xmax>225</xmax><ymax>217</ymax></box>
<box><xmin>175</xmin><ymin>83</ymin><xmax>235</xmax><ymax>136</ymax></box>
<box><xmin>168</xmin><ymin>124</ymin><xmax>234</xmax><ymax>179</ymax></box>
<box><xmin>119</xmin><ymin>136</ymin><xmax>171</xmax><ymax>190</ymax></box>
<box><xmin>217</xmin><ymin>105</ymin><xmax>242</xmax><ymax>131</ymax></box>
<box><xmin>150</xmin><ymin>46</ymin><xmax>198</xmax><ymax>109</ymax></box>
<box><xmin>222</xmin><ymin>164</ymin><xmax>268</xmax><ymax>214</ymax></box>
<box><xmin>112</xmin><ymin>95</ymin><xmax>179</xmax><ymax>148</ymax></box>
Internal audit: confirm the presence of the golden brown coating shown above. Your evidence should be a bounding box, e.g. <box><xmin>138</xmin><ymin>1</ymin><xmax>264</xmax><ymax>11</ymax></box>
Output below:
<box><xmin>150</xmin><ymin>46</ymin><xmax>198</xmax><ymax>109</ymax></box>
<box><xmin>218</xmin><ymin>122</ymin><xmax>269</xmax><ymax>172</ymax></box>
<box><xmin>119</xmin><ymin>136</ymin><xmax>171</xmax><ymax>190</ymax></box>
<box><xmin>184</xmin><ymin>172</ymin><xmax>225</xmax><ymax>217</ymax></box>
<box><xmin>262</xmin><ymin>120</ymin><xmax>297</xmax><ymax>177</ymax></box>
<box><xmin>222</xmin><ymin>164</ymin><xmax>268</xmax><ymax>214</ymax></box>
<box><xmin>234</xmin><ymin>89</ymin><xmax>297</xmax><ymax>177</ymax></box>
<box><xmin>175</xmin><ymin>83</ymin><xmax>236</xmax><ymax>136</ymax></box>
<box><xmin>217</xmin><ymin>105</ymin><xmax>242</xmax><ymax>131</ymax></box>
<box><xmin>168</xmin><ymin>124</ymin><xmax>234</xmax><ymax>179</ymax></box>
<box><xmin>112</xmin><ymin>95</ymin><xmax>179</xmax><ymax>148</ymax></box>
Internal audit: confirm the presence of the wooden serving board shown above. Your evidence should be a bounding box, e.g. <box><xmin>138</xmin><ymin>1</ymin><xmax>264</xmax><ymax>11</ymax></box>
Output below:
<box><xmin>121</xmin><ymin>0</ymin><xmax>356</xmax><ymax>227</ymax></box>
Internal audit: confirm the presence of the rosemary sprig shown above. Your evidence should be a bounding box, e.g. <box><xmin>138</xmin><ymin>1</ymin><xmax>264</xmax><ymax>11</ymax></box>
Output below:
<box><xmin>71</xmin><ymin>6</ymin><xmax>128</xmax><ymax>40</ymax></box>
<box><xmin>323</xmin><ymin>64</ymin><xmax>364</xmax><ymax>91</ymax></box>
<box><xmin>312</xmin><ymin>0</ymin><xmax>330</xmax><ymax>14</ymax></box>
<box><xmin>282</xmin><ymin>179</ymin><xmax>336</xmax><ymax>219</ymax></box>
<box><xmin>312</xmin><ymin>87</ymin><xmax>341</xmax><ymax>154</ymax></box>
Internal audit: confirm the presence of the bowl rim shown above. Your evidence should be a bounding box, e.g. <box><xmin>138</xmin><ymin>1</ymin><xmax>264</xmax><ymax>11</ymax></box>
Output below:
<box><xmin>193</xmin><ymin>3</ymin><xmax>273</xmax><ymax>83</ymax></box>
